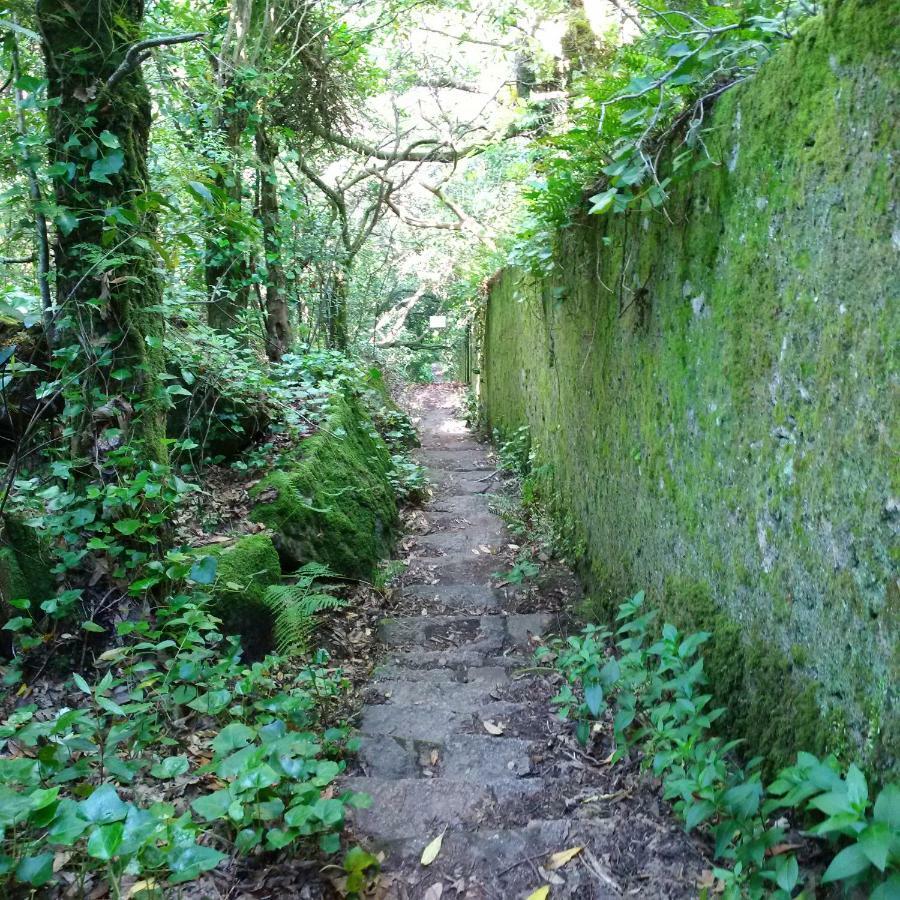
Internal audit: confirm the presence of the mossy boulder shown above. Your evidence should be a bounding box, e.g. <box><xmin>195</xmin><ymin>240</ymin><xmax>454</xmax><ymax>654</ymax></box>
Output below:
<box><xmin>201</xmin><ymin>533</ymin><xmax>282</xmax><ymax>659</ymax></box>
<box><xmin>1</xmin><ymin>515</ymin><xmax>55</xmax><ymax>655</ymax></box>
<box><xmin>250</xmin><ymin>395</ymin><xmax>398</xmax><ymax>578</ymax></box>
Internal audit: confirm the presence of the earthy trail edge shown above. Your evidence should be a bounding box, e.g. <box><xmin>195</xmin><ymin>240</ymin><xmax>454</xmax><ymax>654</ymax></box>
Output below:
<box><xmin>344</xmin><ymin>385</ymin><xmax>708</xmax><ymax>899</ymax></box>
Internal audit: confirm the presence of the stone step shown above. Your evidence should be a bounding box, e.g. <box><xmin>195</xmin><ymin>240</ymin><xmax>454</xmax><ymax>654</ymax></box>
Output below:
<box><xmin>377</xmin><ymin>614</ymin><xmax>505</xmax><ymax>652</ymax></box>
<box><xmin>407</xmin><ymin>554</ymin><xmax>502</xmax><ymax>584</ymax></box>
<box><xmin>377</xmin><ymin>613</ymin><xmax>553</xmax><ymax>653</ymax></box>
<box><xmin>426</xmin><ymin>469</ymin><xmax>499</xmax><ymax>495</ymax></box>
<box><xmin>359</xmin><ymin>698</ymin><xmax>525</xmax><ymax>742</ymax></box>
<box><xmin>399</xmin><ymin>583</ymin><xmax>504</xmax><ymax>612</ymax></box>
<box><xmin>415</xmin><ymin>528</ymin><xmax>505</xmax><ymax>554</ymax></box>
<box><xmin>425</xmin><ymin>493</ymin><xmax>494</xmax><ymax>517</ymax></box>
<box><xmin>415</xmin><ymin>449</ymin><xmax>493</xmax><ymax>471</ymax></box>
<box><xmin>343</xmin><ymin>777</ymin><xmax>547</xmax><ymax>843</ymax></box>
<box><xmin>356</xmin><ymin>733</ymin><xmax>540</xmax><ymax>780</ymax></box>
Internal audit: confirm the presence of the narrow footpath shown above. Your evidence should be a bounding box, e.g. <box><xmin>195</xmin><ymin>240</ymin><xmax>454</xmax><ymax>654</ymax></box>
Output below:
<box><xmin>344</xmin><ymin>385</ymin><xmax>707</xmax><ymax>899</ymax></box>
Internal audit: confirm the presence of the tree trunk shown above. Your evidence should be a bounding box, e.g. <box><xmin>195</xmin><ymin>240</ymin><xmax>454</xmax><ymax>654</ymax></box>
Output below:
<box><xmin>255</xmin><ymin>123</ymin><xmax>293</xmax><ymax>361</ymax></box>
<box><xmin>324</xmin><ymin>266</ymin><xmax>349</xmax><ymax>350</ymax></box>
<box><xmin>205</xmin><ymin>79</ymin><xmax>251</xmax><ymax>333</ymax></box>
<box><xmin>37</xmin><ymin>0</ymin><xmax>167</xmax><ymax>463</ymax></box>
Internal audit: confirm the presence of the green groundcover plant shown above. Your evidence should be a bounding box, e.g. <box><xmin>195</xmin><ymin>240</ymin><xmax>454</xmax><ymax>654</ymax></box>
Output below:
<box><xmin>540</xmin><ymin>592</ymin><xmax>900</xmax><ymax>898</ymax></box>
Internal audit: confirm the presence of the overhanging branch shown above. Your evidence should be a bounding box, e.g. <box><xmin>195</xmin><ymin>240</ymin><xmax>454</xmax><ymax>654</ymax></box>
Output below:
<box><xmin>106</xmin><ymin>32</ymin><xmax>206</xmax><ymax>91</ymax></box>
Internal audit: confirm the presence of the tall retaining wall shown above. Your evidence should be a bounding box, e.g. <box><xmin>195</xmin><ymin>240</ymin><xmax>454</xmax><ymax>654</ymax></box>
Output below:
<box><xmin>480</xmin><ymin>0</ymin><xmax>898</xmax><ymax>776</ymax></box>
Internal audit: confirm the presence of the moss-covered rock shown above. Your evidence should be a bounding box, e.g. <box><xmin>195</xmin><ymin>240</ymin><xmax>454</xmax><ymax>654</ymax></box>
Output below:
<box><xmin>250</xmin><ymin>395</ymin><xmax>398</xmax><ymax>578</ymax></box>
<box><xmin>201</xmin><ymin>533</ymin><xmax>282</xmax><ymax>659</ymax></box>
<box><xmin>480</xmin><ymin>0</ymin><xmax>898</xmax><ymax>777</ymax></box>
<box><xmin>1</xmin><ymin>515</ymin><xmax>55</xmax><ymax>654</ymax></box>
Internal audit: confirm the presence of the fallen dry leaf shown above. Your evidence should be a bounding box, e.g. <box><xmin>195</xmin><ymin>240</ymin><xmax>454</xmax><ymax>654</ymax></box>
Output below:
<box><xmin>421</xmin><ymin>883</ymin><xmax>444</xmax><ymax>900</ymax></box>
<box><xmin>546</xmin><ymin>846</ymin><xmax>582</xmax><ymax>870</ymax></box>
<box><xmin>421</xmin><ymin>829</ymin><xmax>445</xmax><ymax>866</ymax></box>
<box><xmin>525</xmin><ymin>887</ymin><xmax>550</xmax><ymax>900</ymax></box>
<box><xmin>482</xmin><ymin>719</ymin><xmax>504</xmax><ymax>736</ymax></box>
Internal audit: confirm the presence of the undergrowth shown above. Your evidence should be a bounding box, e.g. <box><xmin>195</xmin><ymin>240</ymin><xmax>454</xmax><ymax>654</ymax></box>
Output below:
<box><xmin>540</xmin><ymin>593</ymin><xmax>900</xmax><ymax>898</ymax></box>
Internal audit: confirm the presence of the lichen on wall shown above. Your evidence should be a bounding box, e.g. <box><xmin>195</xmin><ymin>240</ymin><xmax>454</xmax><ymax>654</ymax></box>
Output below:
<box><xmin>481</xmin><ymin>0</ymin><xmax>898</xmax><ymax>777</ymax></box>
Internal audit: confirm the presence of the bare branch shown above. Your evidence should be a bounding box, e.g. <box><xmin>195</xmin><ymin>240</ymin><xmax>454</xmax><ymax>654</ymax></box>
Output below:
<box><xmin>106</xmin><ymin>32</ymin><xmax>206</xmax><ymax>91</ymax></box>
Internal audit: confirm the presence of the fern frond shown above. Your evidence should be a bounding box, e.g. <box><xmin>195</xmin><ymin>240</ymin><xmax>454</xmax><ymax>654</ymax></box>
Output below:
<box><xmin>263</xmin><ymin>578</ymin><xmax>346</xmax><ymax>656</ymax></box>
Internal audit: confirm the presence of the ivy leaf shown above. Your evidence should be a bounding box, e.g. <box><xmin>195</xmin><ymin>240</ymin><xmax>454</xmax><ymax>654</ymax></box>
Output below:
<box><xmin>150</xmin><ymin>755</ymin><xmax>189</xmax><ymax>780</ymax></box>
<box><xmin>98</xmin><ymin>130</ymin><xmax>120</xmax><ymax>149</ymax></box>
<box><xmin>166</xmin><ymin>843</ymin><xmax>227</xmax><ymax>883</ymax></box>
<box><xmin>89</xmin><ymin>150</ymin><xmax>125</xmax><ymax>184</ymax></box>
<box><xmin>113</xmin><ymin>519</ymin><xmax>141</xmax><ymax>535</ymax></box>
<box><xmin>189</xmin><ymin>555</ymin><xmax>218</xmax><ymax>585</ymax></box>
<box><xmin>588</xmin><ymin>188</ymin><xmax>617</xmax><ymax>216</ymax></box>
<box><xmin>80</xmin><ymin>784</ymin><xmax>128</xmax><ymax>824</ymax></box>
<box><xmin>86</xmin><ymin>822</ymin><xmax>124</xmax><ymax>860</ymax></box>
<box><xmin>15</xmin><ymin>853</ymin><xmax>54</xmax><ymax>887</ymax></box>
<box><xmin>55</xmin><ymin>210</ymin><xmax>78</xmax><ymax>235</ymax></box>
<box><xmin>191</xmin><ymin>790</ymin><xmax>231</xmax><ymax>822</ymax></box>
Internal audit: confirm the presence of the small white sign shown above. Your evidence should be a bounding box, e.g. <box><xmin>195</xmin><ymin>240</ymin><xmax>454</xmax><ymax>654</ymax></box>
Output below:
<box><xmin>429</xmin><ymin>315</ymin><xmax>447</xmax><ymax>330</ymax></box>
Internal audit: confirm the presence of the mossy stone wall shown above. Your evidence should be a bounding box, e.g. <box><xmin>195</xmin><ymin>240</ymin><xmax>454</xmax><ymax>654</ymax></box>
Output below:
<box><xmin>481</xmin><ymin>0</ymin><xmax>898</xmax><ymax>777</ymax></box>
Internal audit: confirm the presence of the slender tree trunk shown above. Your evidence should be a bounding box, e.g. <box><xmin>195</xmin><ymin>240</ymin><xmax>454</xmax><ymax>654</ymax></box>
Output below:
<box><xmin>205</xmin><ymin>79</ymin><xmax>251</xmax><ymax>333</ymax></box>
<box><xmin>325</xmin><ymin>264</ymin><xmax>349</xmax><ymax>350</ymax></box>
<box><xmin>37</xmin><ymin>0</ymin><xmax>167</xmax><ymax>463</ymax></box>
<box><xmin>255</xmin><ymin>123</ymin><xmax>292</xmax><ymax>361</ymax></box>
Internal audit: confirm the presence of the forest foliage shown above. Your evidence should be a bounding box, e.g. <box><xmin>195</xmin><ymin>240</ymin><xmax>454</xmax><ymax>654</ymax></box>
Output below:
<box><xmin>0</xmin><ymin>0</ymin><xmax>881</xmax><ymax>893</ymax></box>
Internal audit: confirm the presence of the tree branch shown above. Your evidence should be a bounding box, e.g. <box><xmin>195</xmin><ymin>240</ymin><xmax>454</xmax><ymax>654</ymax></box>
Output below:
<box><xmin>105</xmin><ymin>32</ymin><xmax>206</xmax><ymax>91</ymax></box>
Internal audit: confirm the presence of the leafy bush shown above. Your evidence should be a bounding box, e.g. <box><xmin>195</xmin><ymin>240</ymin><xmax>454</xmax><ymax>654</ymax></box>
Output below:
<box><xmin>0</xmin><ymin>590</ymin><xmax>366</xmax><ymax>893</ymax></box>
<box><xmin>494</xmin><ymin>424</ymin><xmax>531</xmax><ymax>477</ymax></box>
<box><xmin>540</xmin><ymin>592</ymin><xmax>900</xmax><ymax>898</ymax></box>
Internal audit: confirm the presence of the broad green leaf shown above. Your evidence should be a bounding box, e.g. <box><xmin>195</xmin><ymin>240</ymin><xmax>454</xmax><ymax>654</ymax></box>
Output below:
<box><xmin>584</xmin><ymin>681</ymin><xmax>604</xmax><ymax>717</ymax></box>
<box><xmin>89</xmin><ymin>150</ymin><xmax>125</xmax><ymax>183</ymax></box>
<box><xmin>113</xmin><ymin>518</ymin><xmax>142</xmax><ymax>535</ymax></box>
<box><xmin>150</xmin><ymin>755</ymin><xmax>190</xmax><ymax>780</ymax></box>
<box><xmin>98</xmin><ymin>130</ymin><xmax>120</xmax><ymax>149</ymax></box>
<box><xmin>858</xmin><ymin>822</ymin><xmax>892</xmax><ymax>871</ymax></box>
<box><xmin>191</xmin><ymin>790</ymin><xmax>231</xmax><ymax>821</ymax></box>
<box><xmin>87</xmin><ymin>822</ymin><xmax>124</xmax><ymax>860</ymax></box>
<box><xmin>15</xmin><ymin>853</ymin><xmax>54</xmax><ymax>887</ymax></box>
<box><xmin>774</xmin><ymin>854</ymin><xmax>799</xmax><ymax>892</ymax></box>
<box><xmin>166</xmin><ymin>843</ymin><xmax>227</xmax><ymax>883</ymax></box>
<box><xmin>873</xmin><ymin>784</ymin><xmax>900</xmax><ymax>829</ymax></box>
<box><xmin>821</xmin><ymin>843</ymin><xmax>870</xmax><ymax>883</ymax></box>
<box><xmin>80</xmin><ymin>784</ymin><xmax>128</xmax><ymax>824</ymax></box>
<box><xmin>189</xmin><ymin>555</ymin><xmax>218</xmax><ymax>585</ymax></box>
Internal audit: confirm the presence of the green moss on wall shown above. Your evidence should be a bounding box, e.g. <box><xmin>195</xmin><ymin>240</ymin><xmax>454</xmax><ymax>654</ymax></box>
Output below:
<box><xmin>481</xmin><ymin>0</ymin><xmax>898</xmax><ymax>778</ymax></box>
<box><xmin>250</xmin><ymin>395</ymin><xmax>398</xmax><ymax>579</ymax></box>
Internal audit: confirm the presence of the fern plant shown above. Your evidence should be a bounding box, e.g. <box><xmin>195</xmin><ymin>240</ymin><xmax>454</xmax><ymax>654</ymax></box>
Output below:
<box><xmin>263</xmin><ymin>562</ymin><xmax>346</xmax><ymax>655</ymax></box>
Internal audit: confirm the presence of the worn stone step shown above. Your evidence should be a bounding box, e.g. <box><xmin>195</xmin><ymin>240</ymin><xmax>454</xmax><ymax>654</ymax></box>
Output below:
<box><xmin>426</xmin><ymin>469</ymin><xmax>499</xmax><ymax>495</ymax></box>
<box><xmin>399</xmin><ymin>583</ymin><xmax>503</xmax><ymax>612</ymax></box>
<box><xmin>377</xmin><ymin>614</ymin><xmax>505</xmax><ymax>652</ymax></box>
<box><xmin>415</xmin><ymin>449</ymin><xmax>493</xmax><ymax>471</ymax></box>
<box><xmin>408</xmin><ymin>554</ymin><xmax>502</xmax><ymax>584</ymax></box>
<box><xmin>359</xmin><ymin>698</ymin><xmax>525</xmax><ymax>742</ymax></box>
<box><xmin>357</xmin><ymin>733</ymin><xmax>540</xmax><ymax>780</ymax></box>
<box><xmin>343</xmin><ymin>776</ymin><xmax>547</xmax><ymax>843</ymax></box>
<box><xmin>365</xmin><ymin>675</ymin><xmax>508</xmax><ymax>708</ymax></box>
<box><xmin>425</xmin><ymin>493</ymin><xmax>494</xmax><ymax>517</ymax></box>
<box><xmin>415</xmin><ymin>528</ymin><xmax>505</xmax><ymax>554</ymax></box>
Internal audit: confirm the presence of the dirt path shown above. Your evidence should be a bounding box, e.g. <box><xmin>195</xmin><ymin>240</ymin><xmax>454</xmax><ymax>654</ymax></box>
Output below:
<box><xmin>344</xmin><ymin>385</ymin><xmax>707</xmax><ymax>899</ymax></box>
